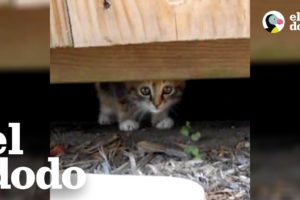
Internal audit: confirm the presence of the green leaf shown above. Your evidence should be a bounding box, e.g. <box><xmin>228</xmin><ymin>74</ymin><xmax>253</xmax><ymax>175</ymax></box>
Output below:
<box><xmin>193</xmin><ymin>154</ymin><xmax>202</xmax><ymax>160</ymax></box>
<box><xmin>191</xmin><ymin>132</ymin><xmax>201</xmax><ymax>141</ymax></box>
<box><xmin>190</xmin><ymin>146</ymin><xmax>199</xmax><ymax>156</ymax></box>
<box><xmin>184</xmin><ymin>145</ymin><xmax>201</xmax><ymax>159</ymax></box>
<box><xmin>184</xmin><ymin>145</ymin><xmax>193</xmax><ymax>154</ymax></box>
<box><xmin>180</xmin><ymin>127</ymin><xmax>190</xmax><ymax>137</ymax></box>
<box><xmin>184</xmin><ymin>145</ymin><xmax>196</xmax><ymax>154</ymax></box>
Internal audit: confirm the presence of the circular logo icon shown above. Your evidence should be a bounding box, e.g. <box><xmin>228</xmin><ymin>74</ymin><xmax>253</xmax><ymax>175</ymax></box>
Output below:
<box><xmin>262</xmin><ymin>11</ymin><xmax>285</xmax><ymax>34</ymax></box>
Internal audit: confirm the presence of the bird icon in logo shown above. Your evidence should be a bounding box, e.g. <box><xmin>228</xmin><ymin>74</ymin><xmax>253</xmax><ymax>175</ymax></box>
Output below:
<box><xmin>265</xmin><ymin>14</ymin><xmax>284</xmax><ymax>33</ymax></box>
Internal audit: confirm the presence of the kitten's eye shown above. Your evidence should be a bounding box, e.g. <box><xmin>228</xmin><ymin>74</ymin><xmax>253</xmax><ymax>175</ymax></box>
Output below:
<box><xmin>163</xmin><ymin>85</ymin><xmax>173</xmax><ymax>95</ymax></box>
<box><xmin>140</xmin><ymin>86</ymin><xmax>151</xmax><ymax>96</ymax></box>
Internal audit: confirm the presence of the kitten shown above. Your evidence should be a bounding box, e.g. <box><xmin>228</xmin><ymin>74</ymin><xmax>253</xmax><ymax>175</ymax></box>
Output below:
<box><xmin>95</xmin><ymin>81</ymin><xmax>185</xmax><ymax>131</ymax></box>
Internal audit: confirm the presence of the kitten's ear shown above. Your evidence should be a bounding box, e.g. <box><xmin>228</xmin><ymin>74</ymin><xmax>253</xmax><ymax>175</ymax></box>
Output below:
<box><xmin>172</xmin><ymin>81</ymin><xmax>185</xmax><ymax>97</ymax></box>
<box><xmin>124</xmin><ymin>82</ymin><xmax>138</xmax><ymax>92</ymax></box>
<box><xmin>174</xmin><ymin>80</ymin><xmax>186</xmax><ymax>90</ymax></box>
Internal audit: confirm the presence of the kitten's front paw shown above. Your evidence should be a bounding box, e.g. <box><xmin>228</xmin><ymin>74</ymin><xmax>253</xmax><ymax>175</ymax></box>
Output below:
<box><xmin>155</xmin><ymin>117</ymin><xmax>174</xmax><ymax>129</ymax></box>
<box><xmin>119</xmin><ymin>120</ymin><xmax>139</xmax><ymax>131</ymax></box>
<box><xmin>98</xmin><ymin>114</ymin><xmax>114</xmax><ymax>125</ymax></box>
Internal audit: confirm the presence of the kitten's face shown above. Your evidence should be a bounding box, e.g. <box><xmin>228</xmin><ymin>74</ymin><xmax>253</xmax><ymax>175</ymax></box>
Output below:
<box><xmin>126</xmin><ymin>81</ymin><xmax>185</xmax><ymax>113</ymax></box>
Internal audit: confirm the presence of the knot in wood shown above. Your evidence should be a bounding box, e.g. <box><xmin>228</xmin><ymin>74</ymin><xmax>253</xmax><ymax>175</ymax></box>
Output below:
<box><xmin>103</xmin><ymin>0</ymin><xmax>111</xmax><ymax>9</ymax></box>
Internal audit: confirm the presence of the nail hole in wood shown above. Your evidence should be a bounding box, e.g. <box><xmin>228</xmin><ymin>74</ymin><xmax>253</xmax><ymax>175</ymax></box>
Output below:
<box><xmin>103</xmin><ymin>0</ymin><xmax>111</xmax><ymax>9</ymax></box>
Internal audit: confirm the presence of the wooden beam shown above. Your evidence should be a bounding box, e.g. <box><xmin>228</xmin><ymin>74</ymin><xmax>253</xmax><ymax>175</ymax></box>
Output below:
<box><xmin>51</xmin><ymin>39</ymin><xmax>249</xmax><ymax>83</ymax></box>
<box><xmin>0</xmin><ymin>8</ymin><xmax>49</xmax><ymax>69</ymax></box>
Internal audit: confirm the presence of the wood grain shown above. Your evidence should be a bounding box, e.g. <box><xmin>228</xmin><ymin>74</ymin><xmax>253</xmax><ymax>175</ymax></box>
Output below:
<box><xmin>58</xmin><ymin>0</ymin><xmax>250</xmax><ymax>48</ymax></box>
<box><xmin>174</xmin><ymin>0</ymin><xmax>250</xmax><ymax>40</ymax></box>
<box><xmin>50</xmin><ymin>0</ymin><xmax>73</xmax><ymax>47</ymax></box>
<box><xmin>51</xmin><ymin>39</ymin><xmax>249</xmax><ymax>83</ymax></box>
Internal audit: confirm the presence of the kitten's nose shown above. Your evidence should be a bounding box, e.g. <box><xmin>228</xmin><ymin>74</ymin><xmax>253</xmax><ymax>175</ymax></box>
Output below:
<box><xmin>154</xmin><ymin>98</ymin><xmax>162</xmax><ymax>109</ymax></box>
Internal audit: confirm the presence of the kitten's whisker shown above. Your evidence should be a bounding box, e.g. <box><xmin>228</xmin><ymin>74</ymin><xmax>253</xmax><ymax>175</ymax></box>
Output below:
<box><xmin>138</xmin><ymin>110</ymin><xmax>148</xmax><ymax>121</ymax></box>
<box><xmin>132</xmin><ymin>107</ymin><xmax>146</xmax><ymax>121</ymax></box>
<box><xmin>138</xmin><ymin>108</ymin><xmax>146</xmax><ymax>121</ymax></box>
<box><xmin>132</xmin><ymin>109</ymin><xmax>141</xmax><ymax>119</ymax></box>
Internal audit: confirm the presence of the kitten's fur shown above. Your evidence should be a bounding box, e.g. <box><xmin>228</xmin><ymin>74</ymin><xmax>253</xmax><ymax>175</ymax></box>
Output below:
<box><xmin>96</xmin><ymin>81</ymin><xmax>185</xmax><ymax>131</ymax></box>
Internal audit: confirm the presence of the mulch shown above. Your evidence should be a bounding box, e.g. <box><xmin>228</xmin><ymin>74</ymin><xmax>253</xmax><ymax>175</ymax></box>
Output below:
<box><xmin>51</xmin><ymin>121</ymin><xmax>250</xmax><ymax>200</ymax></box>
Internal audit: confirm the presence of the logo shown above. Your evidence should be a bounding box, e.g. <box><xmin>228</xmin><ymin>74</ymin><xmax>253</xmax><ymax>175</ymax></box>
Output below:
<box><xmin>262</xmin><ymin>11</ymin><xmax>285</xmax><ymax>34</ymax></box>
<box><xmin>290</xmin><ymin>12</ymin><xmax>300</xmax><ymax>31</ymax></box>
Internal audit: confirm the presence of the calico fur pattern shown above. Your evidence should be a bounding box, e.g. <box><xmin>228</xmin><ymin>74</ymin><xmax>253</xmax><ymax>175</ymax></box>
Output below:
<box><xmin>96</xmin><ymin>81</ymin><xmax>185</xmax><ymax>131</ymax></box>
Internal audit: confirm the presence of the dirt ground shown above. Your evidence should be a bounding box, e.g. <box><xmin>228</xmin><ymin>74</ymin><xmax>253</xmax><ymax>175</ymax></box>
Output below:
<box><xmin>51</xmin><ymin>120</ymin><xmax>250</xmax><ymax>200</ymax></box>
<box><xmin>251</xmin><ymin>148</ymin><xmax>300</xmax><ymax>200</ymax></box>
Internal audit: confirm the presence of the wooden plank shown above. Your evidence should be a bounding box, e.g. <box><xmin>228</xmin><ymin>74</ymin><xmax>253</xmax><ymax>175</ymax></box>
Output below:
<box><xmin>174</xmin><ymin>0</ymin><xmax>250</xmax><ymax>40</ymax></box>
<box><xmin>50</xmin><ymin>0</ymin><xmax>73</xmax><ymax>47</ymax></box>
<box><xmin>251</xmin><ymin>0</ymin><xmax>300</xmax><ymax>61</ymax></box>
<box><xmin>64</xmin><ymin>0</ymin><xmax>249</xmax><ymax>48</ymax></box>
<box><xmin>65</xmin><ymin>0</ymin><xmax>176</xmax><ymax>47</ymax></box>
<box><xmin>0</xmin><ymin>8</ymin><xmax>49</xmax><ymax>69</ymax></box>
<box><xmin>50</xmin><ymin>39</ymin><xmax>249</xmax><ymax>83</ymax></box>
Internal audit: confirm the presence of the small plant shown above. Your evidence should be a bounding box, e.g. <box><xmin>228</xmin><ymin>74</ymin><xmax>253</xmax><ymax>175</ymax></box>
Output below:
<box><xmin>180</xmin><ymin>121</ymin><xmax>202</xmax><ymax>159</ymax></box>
